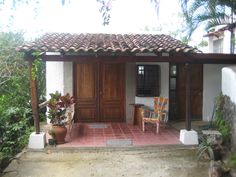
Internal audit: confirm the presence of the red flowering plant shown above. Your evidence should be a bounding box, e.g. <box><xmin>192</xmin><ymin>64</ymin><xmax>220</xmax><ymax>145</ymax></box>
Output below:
<box><xmin>47</xmin><ymin>91</ymin><xmax>74</xmax><ymax>126</ymax></box>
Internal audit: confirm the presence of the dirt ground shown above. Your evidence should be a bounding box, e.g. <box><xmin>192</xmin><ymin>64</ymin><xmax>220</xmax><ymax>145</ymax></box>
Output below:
<box><xmin>2</xmin><ymin>145</ymin><xmax>209</xmax><ymax>177</ymax></box>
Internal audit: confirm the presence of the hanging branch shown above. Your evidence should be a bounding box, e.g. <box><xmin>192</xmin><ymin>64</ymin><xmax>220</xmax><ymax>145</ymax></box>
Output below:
<box><xmin>97</xmin><ymin>0</ymin><xmax>112</xmax><ymax>25</ymax></box>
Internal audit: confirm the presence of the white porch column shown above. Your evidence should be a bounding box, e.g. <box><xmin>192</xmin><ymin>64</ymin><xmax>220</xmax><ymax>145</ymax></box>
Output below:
<box><xmin>222</xmin><ymin>66</ymin><xmax>236</xmax><ymax>103</ymax></box>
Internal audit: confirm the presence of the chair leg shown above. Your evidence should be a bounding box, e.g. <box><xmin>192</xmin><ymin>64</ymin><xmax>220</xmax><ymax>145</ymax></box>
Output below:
<box><xmin>67</xmin><ymin>122</ymin><xmax>74</xmax><ymax>141</ymax></box>
<box><xmin>142</xmin><ymin>120</ymin><xmax>145</xmax><ymax>132</ymax></box>
<box><xmin>156</xmin><ymin>122</ymin><xmax>160</xmax><ymax>134</ymax></box>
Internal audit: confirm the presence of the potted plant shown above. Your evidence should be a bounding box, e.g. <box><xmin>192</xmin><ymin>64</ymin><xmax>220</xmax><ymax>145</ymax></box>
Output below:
<box><xmin>198</xmin><ymin>136</ymin><xmax>223</xmax><ymax>161</ymax></box>
<box><xmin>47</xmin><ymin>91</ymin><xmax>74</xmax><ymax>144</ymax></box>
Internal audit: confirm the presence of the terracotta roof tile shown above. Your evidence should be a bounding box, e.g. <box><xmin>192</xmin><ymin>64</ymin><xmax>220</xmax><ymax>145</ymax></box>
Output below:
<box><xmin>17</xmin><ymin>33</ymin><xmax>200</xmax><ymax>54</ymax></box>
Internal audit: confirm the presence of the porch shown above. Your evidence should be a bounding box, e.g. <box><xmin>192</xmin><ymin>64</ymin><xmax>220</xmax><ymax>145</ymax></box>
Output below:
<box><xmin>45</xmin><ymin>123</ymin><xmax>180</xmax><ymax>147</ymax></box>
<box><xmin>19</xmin><ymin>33</ymin><xmax>236</xmax><ymax>149</ymax></box>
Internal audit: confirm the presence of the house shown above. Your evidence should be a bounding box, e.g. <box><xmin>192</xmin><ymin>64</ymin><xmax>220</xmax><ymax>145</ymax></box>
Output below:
<box><xmin>18</xmin><ymin>33</ymin><xmax>236</xmax><ymax>147</ymax></box>
<box><xmin>204</xmin><ymin>23</ymin><xmax>236</xmax><ymax>54</ymax></box>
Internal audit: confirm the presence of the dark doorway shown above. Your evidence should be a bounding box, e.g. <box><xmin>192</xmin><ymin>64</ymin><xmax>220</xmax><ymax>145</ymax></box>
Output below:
<box><xmin>169</xmin><ymin>63</ymin><xmax>203</xmax><ymax>121</ymax></box>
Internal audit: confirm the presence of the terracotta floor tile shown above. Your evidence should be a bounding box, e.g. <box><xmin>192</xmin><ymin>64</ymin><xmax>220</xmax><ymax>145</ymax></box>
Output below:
<box><xmin>47</xmin><ymin>123</ymin><xmax>180</xmax><ymax>147</ymax></box>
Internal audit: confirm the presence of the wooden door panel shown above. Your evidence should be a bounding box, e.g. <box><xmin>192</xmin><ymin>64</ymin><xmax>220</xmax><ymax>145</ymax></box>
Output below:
<box><xmin>75</xmin><ymin>61</ymin><xmax>125</xmax><ymax>122</ymax></box>
<box><xmin>100</xmin><ymin>106</ymin><xmax>122</xmax><ymax>122</ymax></box>
<box><xmin>76</xmin><ymin>63</ymin><xmax>97</xmax><ymax>99</ymax></box>
<box><xmin>176</xmin><ymin>64</ymin><xmax>186</xmax><ymax>120</ymax></box>
<box><xmin>100</xmin><ymin>63</ymin><xmax>125</xmax><ymax>122</ymax></box>
<box><xmin>190</xmin><ymin>64</ymin><xmax>203</xmax><ymax>119</ymax></box>
<box><xmin>75</xmin><ymin>63</ymin><xmax>98</xmax><ymax>122</ymax></box>
<box><xmin>78</xmin><ymin>107</ymin><xmax>97</xmax><ymax>122</ymax></box>
<box><xmin>176</xmin><ymin>64</ymin><xmax>203</xmax><ymax>120</ymax></box>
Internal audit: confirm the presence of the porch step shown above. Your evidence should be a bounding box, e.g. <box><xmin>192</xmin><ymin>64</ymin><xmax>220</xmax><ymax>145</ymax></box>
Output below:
<box><xmin>106</xmin><ymin>139</ymin><xmax>133</xmax><ymax>147</ymax></box>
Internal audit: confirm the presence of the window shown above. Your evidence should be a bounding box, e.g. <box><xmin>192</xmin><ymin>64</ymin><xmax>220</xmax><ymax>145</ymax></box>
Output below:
<box><xmin>136</xmin><ymin>65</ymin><xmax>160</xmax><ymax>97</ymax></box>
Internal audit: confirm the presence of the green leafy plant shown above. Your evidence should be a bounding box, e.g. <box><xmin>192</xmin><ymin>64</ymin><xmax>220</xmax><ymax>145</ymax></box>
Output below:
<box><xmin>198</xmin><ymin>136</ymin><xmax>215</xmax><ymax>160</ymax></box>
<box><xmin>0</xmin><ymin>106</ymin><xmax>33</xmax><ymax>172</ymax></box>
<box><xmin>0</xmin><ymin>32</ymin><xmax>44</xmax><ymax>172</ymax></box>
<box><xmin>47</xmin><ymin>91</ymin><xmax>74</xmax><ymax>126</ymax></box>
<box><xmin>31</xmin><ymin>51</ymin><xmax>42</xmax><ymax>81</ymax></box>
<box><xmin>229</xmin><ymin>153</ymin><xmax>236</xmax><ymax>168</ymax></box>
<box><xmin>214</xmin><ymin>94</ymin><xmax>231</xmax><ymax>144</ymax></box>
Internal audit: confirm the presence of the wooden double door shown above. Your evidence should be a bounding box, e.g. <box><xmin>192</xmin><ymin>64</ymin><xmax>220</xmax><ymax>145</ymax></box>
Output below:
<box><xmin>75</xmin><ymin>61</ymin><xmax>125</xmax><ymax>122</ymax></box>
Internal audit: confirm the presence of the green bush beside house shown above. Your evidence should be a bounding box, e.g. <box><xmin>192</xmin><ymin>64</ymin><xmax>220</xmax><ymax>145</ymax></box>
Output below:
<box><xmin>0</xmin><ymin>32</ymin><xmax>45</xmax><ymax>172</ymax></box>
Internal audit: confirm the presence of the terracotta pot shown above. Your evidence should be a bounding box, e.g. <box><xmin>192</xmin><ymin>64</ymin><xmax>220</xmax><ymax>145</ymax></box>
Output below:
<box><xmin>52</xmin><ymin>125</ymin><xmax>67</xmax><ymax>144</ymax></box>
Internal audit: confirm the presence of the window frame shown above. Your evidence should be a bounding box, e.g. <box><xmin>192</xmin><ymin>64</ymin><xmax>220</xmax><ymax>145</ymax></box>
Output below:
<box><xmin>136</xmin><ymin>64</ymin><xmax>160</xmax><ymax>97</ymax></box>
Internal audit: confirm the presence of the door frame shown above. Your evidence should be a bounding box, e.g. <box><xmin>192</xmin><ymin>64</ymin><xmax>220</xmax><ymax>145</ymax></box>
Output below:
<box><xmin>169</xmin><ymin>63</ymin><xmax>203</xmax><ymax>121</ymax></box>
<box><xmin>73</xmin><ymin>60</ymin><xmax>126</xmax><ymax>122</ymax></box>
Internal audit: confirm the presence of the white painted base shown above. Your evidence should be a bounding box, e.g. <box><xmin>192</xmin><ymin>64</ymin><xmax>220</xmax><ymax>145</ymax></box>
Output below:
<box><xmin>28</xmin><ymin>132</ymin><xmax>46</xmax><ymax>149</ymax></box>
<box><xmin>179</xmin><ymin>129</ymin><xmax>199</xmax><ymax>145</ymax></box>
<box><xmin>47</xmin><ymin>118</ymin><xmax>51</xmax><ymax>124</ymax></box>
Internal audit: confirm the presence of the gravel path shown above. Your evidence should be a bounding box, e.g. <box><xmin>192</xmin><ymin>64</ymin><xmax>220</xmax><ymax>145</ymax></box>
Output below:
<box><xmin>2</xmin><ymin>146</ymin><xmax>209</xmax><ymax>177</ymax></box>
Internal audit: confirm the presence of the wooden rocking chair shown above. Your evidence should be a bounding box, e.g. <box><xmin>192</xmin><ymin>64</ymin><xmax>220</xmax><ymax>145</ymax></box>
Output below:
<box><xmin>141</xmin><ymin>97</ymin><xmax>168</xmax><ymax>134</ymax></box>
<box><xmin>65</xmin><ymin>103</ymin><xmax>75</xmax><ymax>138</ymax></box>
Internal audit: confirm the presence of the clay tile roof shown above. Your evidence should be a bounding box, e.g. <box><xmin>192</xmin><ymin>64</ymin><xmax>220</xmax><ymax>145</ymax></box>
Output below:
<box><xmin>17</xmin><ymin>33</ymin><xmax>200</xmax><ymax>54</ymax></box>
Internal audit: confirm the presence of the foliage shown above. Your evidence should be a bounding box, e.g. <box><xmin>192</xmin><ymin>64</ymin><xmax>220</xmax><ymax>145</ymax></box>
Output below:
<box><xmin>96</xmin><ymin>0</ymin><xmax>112</xmax><ymax>26</ymax></box>
<box><xmin>31</xmin><ymin>50</ymin><xmax>46</xmax><ymax>122</ymax></box>
<box><xmin>214</xmin><ymin>93</ymin><xmax>231</xmax><ymax>144</ymax></box>
<box><xmin>31</xmin><ymin>50</ymin><xmax>42</xmax><ymax>81</ymax></box>
<box><xmin>198</xmin><ymin>136</ymin><xmax>215</xmax><ymax>160</ymax></box>
<box><xmin>229</xmin><ymin>153</ymin><xmax>236</xmax><ymax>168</ymax></box>
<box><xmin>47</xmin><ymin>91</ymin><xmax>74</xmax><ymax>126</ymax></box>
<box><xmin>0</xmin><ymin>95</ymin><xmax>33</xmax><ymax>172</ymax></box>
<box><xmin>0</xmin><ymin>32</ymin><xmax>45</xmax><ymax>172</ymax></box>
<box><xmin>0</xmin><ymin>32</ymin><xmax>25</xmax><ymax>88</ymax></box>
<box><xmin>180</xmin><ymin>0</ymin><xmax>236</xmax><ymax>52</ymax></box>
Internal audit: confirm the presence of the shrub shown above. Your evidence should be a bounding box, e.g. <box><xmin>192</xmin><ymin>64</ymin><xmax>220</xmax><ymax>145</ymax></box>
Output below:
<box><xmin>213</xmin><ymin>94</ymin><xmax>231</xmax><ymax>145</ymax></box>
<box><xmin>0</xmin><ymin>32</ymin><xmax>44</xmax><ymax>172</ymax></box>
<box><xmin>0</xmin><ymin>96</ymin><xmax>33</xmax><ymax>172</ymax></box>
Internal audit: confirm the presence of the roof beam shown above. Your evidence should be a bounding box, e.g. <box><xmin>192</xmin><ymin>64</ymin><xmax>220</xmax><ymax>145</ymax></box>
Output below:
<box><xmin>25</xmin><ymin>53</ymin><xmax>236</xmax><ymax>64</ymax></box>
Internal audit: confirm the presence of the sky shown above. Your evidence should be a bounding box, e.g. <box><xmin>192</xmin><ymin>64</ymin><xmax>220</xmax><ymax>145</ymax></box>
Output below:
<box><xmin>0</xmin><ymin>0</ymin><xmax>206</xmax><ymax>47</ymax></box>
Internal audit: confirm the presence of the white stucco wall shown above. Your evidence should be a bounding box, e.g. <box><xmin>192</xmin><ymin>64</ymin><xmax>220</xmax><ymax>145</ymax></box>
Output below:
<box><xmin>63</xmin><ymin>62</ymin><xmax>73</xmax><ymax>95</ymax></box>
<box><xmin>222</xmin><ymin>65</ymin><xmax>236</xmax><ymax>104</ymax></box>
<box><xmin>46</xmin><ymin>62</ymin><xmax>64</xmax><ymax>100</ymax></box>
<box><xmin>135</xmin><ymin>62</ymin><xmax>169</xmax><ymax>109</ymax></box>
<box><xmin>208</xmin><ymin>36</ymin><xmax>214</xmax><ymax>53</ymax></box>
<box><xmin>202</xmin><ymin>64</ymin><xmax>227</xmax><ymax>121</ymax></box>
<box><xmin>46</xmin><ymin>61</ymin><xmax>73</xmax><ymax>99</ymax></box>
<box><xmin>125</xmin><ymin>63</ymin><xmax>136</xmax><ymax>123</ymax></box>
<box><xmin>223</xmin><ymin>30</ymin><xmax>231</xmax><ymax>54</ymax></box>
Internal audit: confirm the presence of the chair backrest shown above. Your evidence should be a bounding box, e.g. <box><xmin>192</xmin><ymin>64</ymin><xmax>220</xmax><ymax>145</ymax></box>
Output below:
<box><xmin>154</xmin><ymin>97</ymin><xmax>168</xmax><ymax>114</ymax></box>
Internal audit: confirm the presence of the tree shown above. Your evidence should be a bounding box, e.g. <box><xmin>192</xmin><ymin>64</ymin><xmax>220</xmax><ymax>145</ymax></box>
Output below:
<box><xmin>0</xmin><ymin>32</ymin><xmax>31</xmax><ymax>171</ymax></box>
<box><xmin>180</xmin><ymin>0</ymin><xmax>236</xmax><ymax>53</ymax></box>
<box><xmin>96</xmin><ymin>0</ymin><xmax>161</xmax><ymax>26</ymax></box>
<box><xmin>0</xmin><ymin>32</ymin><xmax>25</xmax><ymax>89</ymax></box>
<box><xmin>0</xmin><ymin>0</ymin><xmax>161</xmax><ymax>27</ymax></box>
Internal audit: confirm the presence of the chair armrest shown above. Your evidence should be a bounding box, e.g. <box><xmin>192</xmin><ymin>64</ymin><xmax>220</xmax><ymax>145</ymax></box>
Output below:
<box><xmin>140</xmin><ymin>107</ymin><xmax>155</xmax><ymax>118</ymax></box>
<box><xmin>38</xmin><ymin>100</ymin><xmax>49</xmax><ymax>109</ymax></box>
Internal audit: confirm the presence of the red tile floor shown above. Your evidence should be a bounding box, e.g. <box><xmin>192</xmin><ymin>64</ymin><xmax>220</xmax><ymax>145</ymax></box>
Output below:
<box><xmin>49</xmin><ymin>123</ymin><xmax>180</xmax><ymax>147</ymax></box>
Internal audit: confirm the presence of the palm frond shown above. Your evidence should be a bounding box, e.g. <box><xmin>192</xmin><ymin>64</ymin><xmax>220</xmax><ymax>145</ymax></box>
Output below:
<box><xmin>179</xmin><ymin>0</ymin><xmax>236</xmax><ymax>39</ymax></box>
